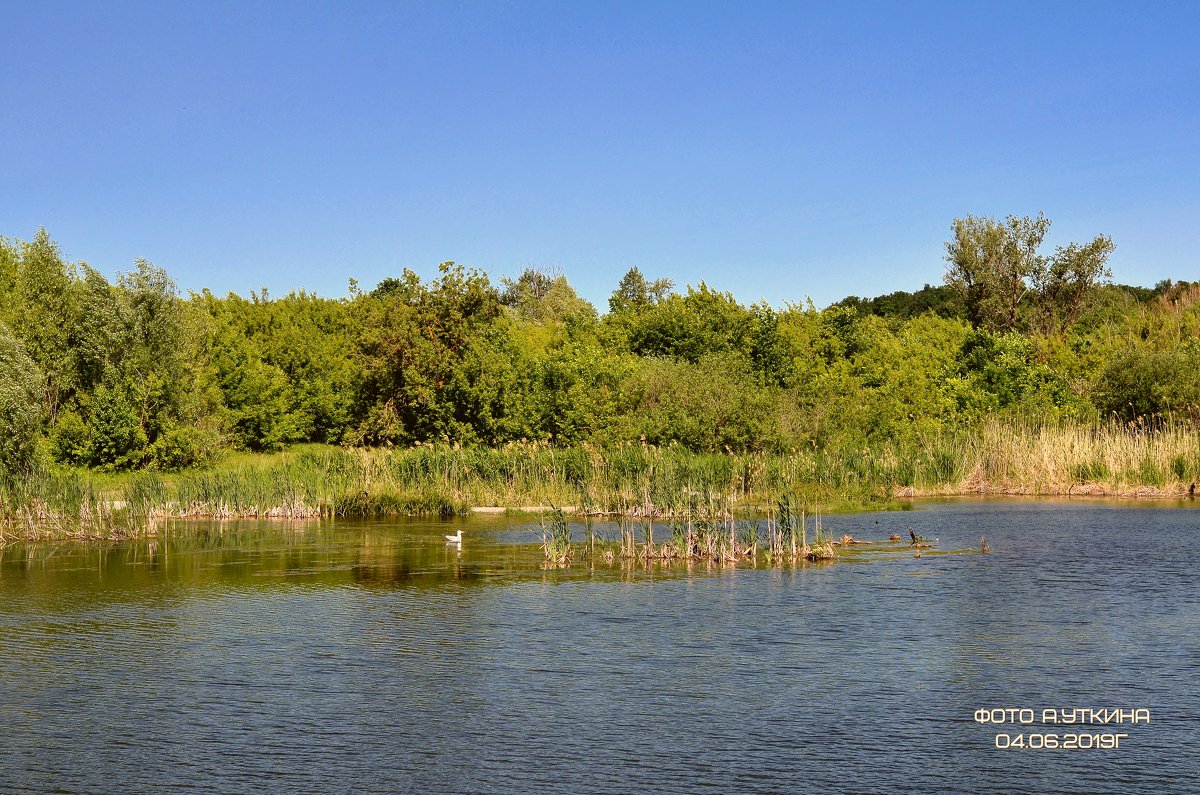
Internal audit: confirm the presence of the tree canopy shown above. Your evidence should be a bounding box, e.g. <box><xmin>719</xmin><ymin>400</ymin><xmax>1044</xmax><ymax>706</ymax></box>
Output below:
<box><xmin>0</xmin><ymin>220</ymin><xmax>1194</xmax><ymax>473</ymax></box>
<box><xmin>944</xmin><ymin>212</ymin><xmax>1113</xmax><ymax>334</ymax></box>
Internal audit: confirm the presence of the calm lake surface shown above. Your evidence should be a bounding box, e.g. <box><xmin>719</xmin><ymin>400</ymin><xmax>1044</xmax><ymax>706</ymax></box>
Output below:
<box><xmin>1</xmin><ymin>500</ymin><xmax>1197</xmax><ymax>794</ymax></box>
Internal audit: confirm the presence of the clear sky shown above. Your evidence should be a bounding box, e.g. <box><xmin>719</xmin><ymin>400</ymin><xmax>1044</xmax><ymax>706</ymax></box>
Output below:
<box><xmin>2</xmin><ymin>1</ymin><xmax>1197</xmax><ymax>309</ymax></box>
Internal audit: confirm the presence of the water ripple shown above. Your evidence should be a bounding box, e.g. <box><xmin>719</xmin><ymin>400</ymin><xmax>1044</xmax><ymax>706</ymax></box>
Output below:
<box><xmin>0</xmin><ymin>501</ymin><xmax>1196</xmax><ymax>793</ymax></box>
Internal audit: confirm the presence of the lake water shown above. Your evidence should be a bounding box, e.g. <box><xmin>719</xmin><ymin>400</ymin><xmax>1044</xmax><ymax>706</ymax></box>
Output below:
<box><xmin>1</xmin><ymin>500</ymin><xmax>1197</xmax><ymax>794</ymax></box>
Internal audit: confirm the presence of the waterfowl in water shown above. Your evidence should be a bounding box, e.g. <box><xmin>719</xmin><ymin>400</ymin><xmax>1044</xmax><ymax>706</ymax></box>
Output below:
<box><xmin>444</xmin><ymin>529</ymin><xmax>463</xmax><ymax>544</ymax></box>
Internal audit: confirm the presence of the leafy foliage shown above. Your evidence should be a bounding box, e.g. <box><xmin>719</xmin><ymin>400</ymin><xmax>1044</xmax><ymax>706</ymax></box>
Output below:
<box><xmin>944</xmin><ymin>212</ymin><xmax>1112</xmax><ymax>334</ymax></box>
<box><xmin>0</xmin><ymin>324</ymin><xmax>45</xmax><ymax>475</ymax></box>
<box><xmin>0</xmin><ymin>221</ymin><xmax>1195</xmax><ymax>478</ymax></box>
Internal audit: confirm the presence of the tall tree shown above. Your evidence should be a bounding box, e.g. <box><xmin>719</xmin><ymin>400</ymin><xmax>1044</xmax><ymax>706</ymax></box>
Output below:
<box><xmin>355</xmin><ymin>262</ymin><xmax>503</xmax><ymax>445</ymax></box>
<box><xmin>0</xmin><ymin>323</ymin><xmax>45</xmax><ymax>475</ymax></box>
<box><xmin>608</xmin><ymin>267</ymin><xmax>674</xmax><ymax>314</ymax></box>
<box><xmin>944</xmin><ymin>213</ymin><xmax>1050</xmax><ymax>332</ymax></box>
<box><xmin>119</xmin><ymin>259</ymin><xmax>191</xmax><ymax>446</ymax></box>
<box><xmin>0</xmin><ymin>236</ymin><xmax>17</xmax><ymax>310</ymax></box>
<box><xmin>1032</xmin><ymin>236</ymin><xmax>1115</xmax><ymax>334</ymax></box>
<box><xmin>501</xmin><ymin>267</ymin><xmax>597</xmax><ymax>327</ymax></box>
<box><xmin>620</xmin><ymin>282</ymin><xmax>752</xmax><ymax>363</ymax></box>
<box><xmin>945</xmin><ymin>213</ymin><xmax>1113</xmax><ymax>335</ymax></box>
<box><xmin>13</xmin><ymin>228</ymin><xmax>77</xmax><ymax>421</ymax></box>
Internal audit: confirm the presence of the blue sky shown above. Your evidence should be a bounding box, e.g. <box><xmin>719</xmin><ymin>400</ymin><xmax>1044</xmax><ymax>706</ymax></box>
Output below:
<box><xmin>2</xmin><ymin>1</ymin><xmax>1196</xmax><ymax>309</ymax></box>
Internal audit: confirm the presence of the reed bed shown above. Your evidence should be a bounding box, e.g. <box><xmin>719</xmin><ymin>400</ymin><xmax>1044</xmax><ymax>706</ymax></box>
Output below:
<box><xmin>3</xmin><ymin>418</ymin><xmax>1199</xmax><ymax>541</ymax></box>
<box><xmin>548</xmin><ymin>495</ymin><xmax>840</xmax><ymax>567</ymax></box>
<box><xmin>0</xmin><ymin>466</ymin><xmax>126</xmax><ymax>541</ymax></box>
<box><xmin>902</xmin><ymin>418</ymin><xmax>1200</xmax><ymax>497</ymax></box>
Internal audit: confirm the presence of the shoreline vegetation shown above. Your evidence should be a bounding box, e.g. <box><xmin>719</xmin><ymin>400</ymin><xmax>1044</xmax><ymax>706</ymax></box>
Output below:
<box><xmin>3</xmin><ymin>216</ymin><xmax>1200</xmax><ymax>542</ymax></box>
<box><xmin>3</xmin><ymin>419</ymin><xmax>1198</xmax><ymax>542</ymax></box>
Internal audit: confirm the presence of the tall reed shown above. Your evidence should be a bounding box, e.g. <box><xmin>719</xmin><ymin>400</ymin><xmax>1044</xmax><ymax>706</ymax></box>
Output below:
<box><xmin>5</xmin><ymin>418</ymin><xmax>1200</xmax><ymax>540</ymax></box>
<box><xmin>540</xmin><ymin>507</ymin><xmax>572</xmax><ymax>565</ymax></box>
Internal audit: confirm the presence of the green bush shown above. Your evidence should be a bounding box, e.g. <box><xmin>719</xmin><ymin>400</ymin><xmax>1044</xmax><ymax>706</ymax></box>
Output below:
<box><xmin>88</xmin><ymin>383</ymin><xmax>147</xmax><ymax>470</ymax></box>
<box><xmin>49</xmin><ymin>410</ymin><xmax>90</xmax><ymax>465</ymax></box>
<box><xmin>149</xmin><ymin>425</ymin><xmax>223</xmax><ymax>471</ymax></box>
<box><xmin>1094</xmin><ymin>347</ymin><xmax>1200</xmax><ymax>420</ymax></box>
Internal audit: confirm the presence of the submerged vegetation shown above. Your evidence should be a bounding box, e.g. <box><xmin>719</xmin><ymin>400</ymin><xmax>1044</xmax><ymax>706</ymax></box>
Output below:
<box><xmin>1</xmin><ymin>214</ymin><xmax>1199</xmax><ymax>539</ymax></box>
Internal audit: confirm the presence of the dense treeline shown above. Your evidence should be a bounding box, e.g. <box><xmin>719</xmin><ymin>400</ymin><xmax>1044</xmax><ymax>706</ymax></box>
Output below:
<box><xmin>1</xmin><ymin>215</ymin><xmax>1198</xmax><ymax>479</ymax></box>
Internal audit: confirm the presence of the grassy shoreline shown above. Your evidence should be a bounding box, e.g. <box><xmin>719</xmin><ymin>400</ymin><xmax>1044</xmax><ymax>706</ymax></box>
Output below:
<box><xmin>2</xmin><ymin>419</ymin><xmax>1198</xmax><ymax>541</ymax></box>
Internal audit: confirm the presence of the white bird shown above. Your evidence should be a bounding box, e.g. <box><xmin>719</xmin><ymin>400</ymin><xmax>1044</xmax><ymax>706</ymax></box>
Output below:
<box><xmin>444</xmin><ymin>529</ymin><xmax>463</xmax><ymax>544</ymax></box>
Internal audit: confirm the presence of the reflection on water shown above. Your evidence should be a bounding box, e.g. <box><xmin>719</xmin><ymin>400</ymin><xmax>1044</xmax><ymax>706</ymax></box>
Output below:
<box><xmin>1</xmin><ymin>500</ymin><xmax>1198</xmax><ymax>794</ymax></box>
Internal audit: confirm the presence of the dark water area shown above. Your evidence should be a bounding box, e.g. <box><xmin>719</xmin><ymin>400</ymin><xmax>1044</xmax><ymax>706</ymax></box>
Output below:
<box><xmin>1</xmin><ymin>499</ymin><xmax>1197</xmax><ymax>794</ymax></box>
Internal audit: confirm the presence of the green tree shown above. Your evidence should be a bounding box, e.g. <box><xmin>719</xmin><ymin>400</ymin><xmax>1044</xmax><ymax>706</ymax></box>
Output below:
<box><xmin>608</xmin><ymin>267</ymin><xmax>674</xmax><ymax>314</ymax></box>
<box><xmin>501</xmin><ymin>267</ymin><xmax>554</xmax><ymax>310</ymax></box>
<box><xmin>945</xmin><ymin>213</ymin><xmax>1113</xmax><ymax>335</ymax></box>
<box><xmin>0</xmin><ymin>236</ymin><xmax>17</xmax><ymax>311</ymax></box>
<box><xmin>73</xmin><ymin>264</ymin><xmax>131</xmax><ymax>392</ymax></box>
<box><xmin>501</xmin><ymin>267</ymin><xmax>597</xmax><ymax>328</ymax></box>
<box><xmin>618</xmin><ymin>283</ymin><xmax>752</xmax><ymax>363</ymax></box>
<box><xmin>207</xmin><ymin>299</ymin><xmax>301</xmax><ymax>451</ymax></box>
<box><xmin>629</xmin><ymin>353</ymin><xmax>778</xmax><ymax>452</ymax></box>
<box><xmin>13</xmin><ymin>228</ymin><xmax>77</xmax><ymax>421</ymax></box>
<box><xmin>1094</xmin><ymin>345</ymin><xmax>1200</xmax><ymax>422</ymax></box>
<box><xmin>1033</xmin><ymin>236</ymin><xmax>1115</xmax><ymax>334</ymax></box>
<box><xmin>355</xmin><ymin>262</ymin><xmax>503</xmax><ymax>445</ymax></box>
<box><xmin>945</xmin><ymin>213</ymin><xmax>1051</xmax><ymax>332</ymax></box>
<box><xmin>951</xmin><ymin>330</ymin><xmax>1079</xmax><ymax>417</ymax></box>
<box><xmin>748</xmin><ymin>302</ymin><xmax>793</xmax><ymax>387</ymax></box>
<box><xmin>0</xmin><ymin>323</ymin><xmax>45</xmax><ymax>475</ymax></box>
<box><xmin>837</xmin><ymin>283</ymin><xmax>964</xmax><ymax>321</ymax></box>
<box><xmin>520</xmin><ymin>340</ymin><xmax>635</xmax><ymax>444</ymax></box>
<box><xmin>62</xmin><ymin>258</ymin><xmax>206</xmax><ymax>467</ymax></box>
<box><xmin>86</xmin><ymin>379</ymin><xmax>148</xmax><ymax>470</ymax></box>
<box><xmin>119</xmin><ymin>260</ymin><xmax>191</xmax><ymax>446</ymax></box>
